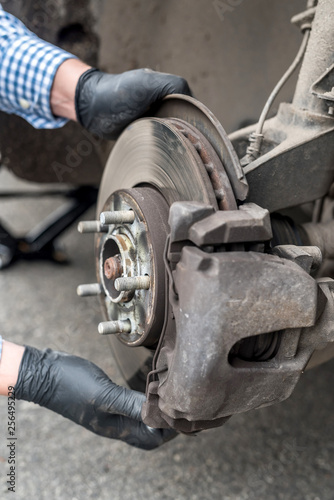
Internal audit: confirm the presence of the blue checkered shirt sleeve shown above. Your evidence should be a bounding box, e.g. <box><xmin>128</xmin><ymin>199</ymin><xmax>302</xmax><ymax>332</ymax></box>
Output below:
<box><xmin>0</xmin><ymin>5</ymin><xmax>76</xmax><ymax>128</ymax></box>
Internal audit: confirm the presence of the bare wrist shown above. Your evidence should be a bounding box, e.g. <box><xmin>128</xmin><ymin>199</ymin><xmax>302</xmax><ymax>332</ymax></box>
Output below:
<box><xmin>50</xmin><ymin>58</ymin><xmax>91</xmax><ymax>121</ymax></box>
<box><xmin>0</xmin><ymin>341</ymin><xmax>25</xmax><ymax>396</ymax></box>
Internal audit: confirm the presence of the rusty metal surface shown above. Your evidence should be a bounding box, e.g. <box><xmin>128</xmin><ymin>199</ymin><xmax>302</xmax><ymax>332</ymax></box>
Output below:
<box><xmin>271</xmin><ymin>245</ymin><xmax>322</xmax><ymax>274</ymax></box>
<box><xmin>95</xmin><ymin>107</ymin><xmax>241</xmax><ymax>376</ymax></box>
<box><xmin>156</xmin><ymin>95</ymin><xmax>248</xmax><ymax>202</ymax></box>
<box><xmin>97</xmin><ymin>188</ymin><xmax>169</xmax><ymax>347</ymax></box>
<box><xmin>104</xmin><ymin>255</ymin><xmax>123</xmax><ymax>281</ymax></box>
<box><xmin>97</xmin><ymin>117</ymin><xmax>218</xmax><ymax>214</ymax></box>
<box><xmin>230</xmin><ymin>103</ymin><xmax>334</xmax><ymax>212</ymax></box>
<box><xmin>165</xmin><ymin>118</ymin><xmax>237</xmax><ymax>211</ymax></box>
<box><xmin>293</xmin><ymin>0</ymin><xmax>334</xmax><ymax>115</ymax></box>
<box><xmin>188</xmin><ymin>202</ymin><xmax>272</xmax><ymax>246</ymax></box>
<box><xmin>90</xmin><ymin>0</ymin><xmax>334</xmax><ymax>430</ymax></box>
<box><xmin>143</xmin><ymin>247</ymin><xmax>319</xmax><ymax>431</ymax></box>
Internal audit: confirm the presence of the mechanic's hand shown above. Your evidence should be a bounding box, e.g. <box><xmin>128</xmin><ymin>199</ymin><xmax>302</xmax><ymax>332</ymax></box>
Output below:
<box><xmin>14</xmin><ymin>346</ymin><xmax>176</xmax><ymax>450</ymax></box>
<box><xmin>75</xmin><ymin>68</ymin><xmax>191</xmax><ymax>140</ymax></box>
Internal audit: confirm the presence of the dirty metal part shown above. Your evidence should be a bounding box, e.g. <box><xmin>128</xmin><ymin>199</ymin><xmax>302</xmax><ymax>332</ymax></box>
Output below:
<box><xmin>94</xmin><ymin>87</ymin><xmax>333</xmax><ymax>432</ymax></box>
<box><xmin>100</xmin><ymin>234</ymin><xmax>132</xmax><ymax>303</ymax></box>
<box><xmin>94</xmin><ymin>0</ymin><xmax>334</xmax><ymax>432</ymax></box>
<box><xmin>167</xmin><ymin>201</ymin><xmax>217</xmax><ymax>267</ymax></box>
<box><xmin>77</xmin><ymin>221</ymin><xmax>106</xmax><ymax>234</ymax></box>
<box><xmin>100</xmin><ymin>210</ymin><xmax>135</xmax><ymax>226</ymax></box>
<box><xmin>155</xmin><ymin>94</ymin><xmax>248</xmax><ymax>203</ymax></box>
<box><xmin>142</xmin><ymin>247</ymin><xmax>319</xmax><ymax>431</ymax></box>
<box><xmin>311</xmin><ymin>63</ymin><xmax>334</xmax><ymax>116</ymax></box>
<box><xmin>188</xmin><ymin>202</ymin><xmax>272</xmax><ymax>246</ymax></box>
<box><xmin>270</xmin><ymin>210</ymin><xmax>334</xmax><ymax>263</ymax></box>
<box><xmin>270</xmin><ymin>214</ymin><xmax>305</xmax><ymax>247</ymax></box>
<box><xmin>165</xmin><ymin>118</ymin><xmax>237</xmax><ymax>211</ymax></box>
<box><xmin>115</xmin><ymin>276</ymin><xmax>150</xmax><ymax>292</ymax></box>
<box><xmin>301</xmin><ymin>219</ymin><xmax>334</xmax><ymax>259</ymax></box>
<box><xmin>293</xmin><ymin>0</ymin><xmax>334</xmax><ymax>116</ymax></box>
<box><xmin>302</xmin><ymin>278</ymin><xmax>334</xmax><ymax>369</ymax></box>
<box><xmin>97</xmin><ymin>188</ymin><xmax>169</xmax><ymax>347</ymax></box>
<box><xmin>271</xmin><ymin>245</ymin><xmax>322</xmax><ymax>274</ymax></box>
<box><xmin>77</xmin><ymin>283</ymin><xmax>103</xmax><ymax>297</ymax></box>
<box><xmin>230</xmin><ymin>331</ymin><xmax>282</xmax><ymax>363</ymax></box>
<box><xmin>241</xmin><ymin>28</ymin><xmax>311</xmax><ymax>165</ymax></box>
<box><xmin>101</xmin><ymin>233</ymin><xmax>134</xmax><ymax>303</ymax></box>
<box><xmin>230</xmin><ymin>103</ymin><xmax>334</xmax><ymax>212</ymax></box>
<box><xmin>95</xmin><ymin>107</ymin><xmax>239</xmax><ymax>375</ymax></box>
<box><xmin>97</xmin><ymin>117</ymin><xmax>218</xmax><ymax>213</ymax></box>
<box><xmin>168</xmin><ymin>202</ymin><xmax>215</xmax><ymax>245</ymax></box>
<box><xmin>230</xmin><ymin>0</ymin><xmax>334</xmax><ymax>212</ymax></box>
<box><xmin>98</xmin><ymin>320</ymin><xmax>132</xmax><ymax>335</ymax></box>
<box><xmin>104</xmin><ymin>255</ymin><xmax>123</xmax><ymax>281</ymax></box>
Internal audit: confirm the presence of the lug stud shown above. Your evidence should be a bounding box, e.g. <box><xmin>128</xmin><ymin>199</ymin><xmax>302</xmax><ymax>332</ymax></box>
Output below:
<box><xmin>77</xmin><ymin>283</ymin><xmax>103</xmax><ymax>297</ymax></box>
<box><xmin>98</xmin><ymin>320</ymin><xmax>132</xmax><ymax>335</ymax></box>
<box><xmin>114</xmin><ymin>276</ymin><xmax>150</xmax><ymax>292</ymax></box>
<box><xmin>77</xmin><ymin>221</ymin><xmax>106</xmax><ymax>233</ymax></box>
<box><xmin>100</xmin><ymin>210</ymin><xmax>135</xmax><ymax>225</ymax></box>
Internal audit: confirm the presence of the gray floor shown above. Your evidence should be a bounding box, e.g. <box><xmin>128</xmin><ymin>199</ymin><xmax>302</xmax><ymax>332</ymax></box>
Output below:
<box><xmin>0</xmin><ymin>169</ymin><xmax>333</xmax><ymax>500</ymax></box>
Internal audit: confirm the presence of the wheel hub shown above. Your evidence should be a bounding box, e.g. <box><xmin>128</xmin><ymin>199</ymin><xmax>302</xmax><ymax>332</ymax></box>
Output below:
<box><xmin>98</xmin><ymin>187</ymin><xmax>169</xmax><ymax>347</ymax></box>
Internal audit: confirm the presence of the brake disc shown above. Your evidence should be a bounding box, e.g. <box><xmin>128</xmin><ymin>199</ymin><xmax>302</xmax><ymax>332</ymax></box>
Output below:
<box><xmin>94</xmin><ymin>95</ymin><xmax>243</xmax><ymax>389</ymax></box>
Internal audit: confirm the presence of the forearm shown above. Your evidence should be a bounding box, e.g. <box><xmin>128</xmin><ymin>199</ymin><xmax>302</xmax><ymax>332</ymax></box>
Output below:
<box><xmin>0</xmin><ymin>340</ymin><xmax>25</xmax><ymax>396</ymax></box>
<box><xmin>0</xmin><ymin>6</ymin><xmax>76</xmax><ymax>129</ymax></box>
<box><xmin>50</xmin><ymin>59</ymin><xmax>91</xmax><ymax>121</ymax></box>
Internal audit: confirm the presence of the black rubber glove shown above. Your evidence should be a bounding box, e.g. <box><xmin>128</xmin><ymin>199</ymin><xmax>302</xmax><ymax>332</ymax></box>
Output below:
<box><xmin>14</xmin><ymin>346</ymin><xmax>176</xmax><ymax>450</ymax></box>
<box><xmin>75</xmin><ymin>68</ymin><xmax>191</xmax><ymax>140</ymax></box>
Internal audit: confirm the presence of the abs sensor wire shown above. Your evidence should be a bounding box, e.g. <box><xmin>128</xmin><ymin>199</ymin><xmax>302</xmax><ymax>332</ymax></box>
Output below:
<box><xmin>241</xmin><ymin>27</ymin><xmax>311</xmax><ymax>166</ymax></box>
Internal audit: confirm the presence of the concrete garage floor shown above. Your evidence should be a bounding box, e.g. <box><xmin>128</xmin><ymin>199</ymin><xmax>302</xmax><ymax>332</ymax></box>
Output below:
<box><xmin>0</xmin><ymin>169</ymin><xmax>334</xmax><ymax>500</ymax></box>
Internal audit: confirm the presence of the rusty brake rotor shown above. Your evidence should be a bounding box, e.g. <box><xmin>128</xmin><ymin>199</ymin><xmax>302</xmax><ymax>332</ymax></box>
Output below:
<box><xmin>93</xmin><ymin>95</ymin><xmax>242</xmax><ymax>387</ymax></box>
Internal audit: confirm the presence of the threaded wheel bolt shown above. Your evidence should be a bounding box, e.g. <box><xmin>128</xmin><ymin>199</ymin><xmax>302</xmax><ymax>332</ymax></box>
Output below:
<box><xmin>114</xmin><ymin>276</ymin><xmax>150</xmax><ymax>292</ymax></box>
<box><xmin>77</xmin><ymin>283</ymin><xmax>103</xmax><ymax>297</ymax></box>
<box><xmin>100</xmin><ymin>210</ymin><xmax>135</xmax><ymax>225</ymax></box>
<box><xmin>98</xmin><ymin>320</ymin><xmax>132</xmax><ymax>335</ymax></box>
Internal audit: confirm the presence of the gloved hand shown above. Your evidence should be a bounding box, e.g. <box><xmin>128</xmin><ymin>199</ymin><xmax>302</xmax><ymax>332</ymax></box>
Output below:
<box><xmin>14</xmin><ymin>346</ymin><xmax>176</xmax><ymax>450</ymax></box>
<box><xmin>75</xmin><ymin>68</ymin><xmax>191</xmax><ymax>140</ymax></box>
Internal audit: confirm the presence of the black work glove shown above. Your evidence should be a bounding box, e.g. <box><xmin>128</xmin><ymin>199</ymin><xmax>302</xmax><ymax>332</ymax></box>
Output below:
<box><xmin>75</xmin><ymin>68</ymin><xmax>191</xmax><ymax>140</ymax></box>
<box><xmin>14</xmin><ymin>346</ymin><xmax>176</xmax><ymax>450</ymax></box>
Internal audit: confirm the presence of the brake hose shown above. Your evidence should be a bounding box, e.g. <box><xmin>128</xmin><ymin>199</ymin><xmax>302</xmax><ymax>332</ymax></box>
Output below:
<box><xmin>241</xmin><ymin>27</ymin><xmax>311</xmax><ymax>165</ymax></box>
